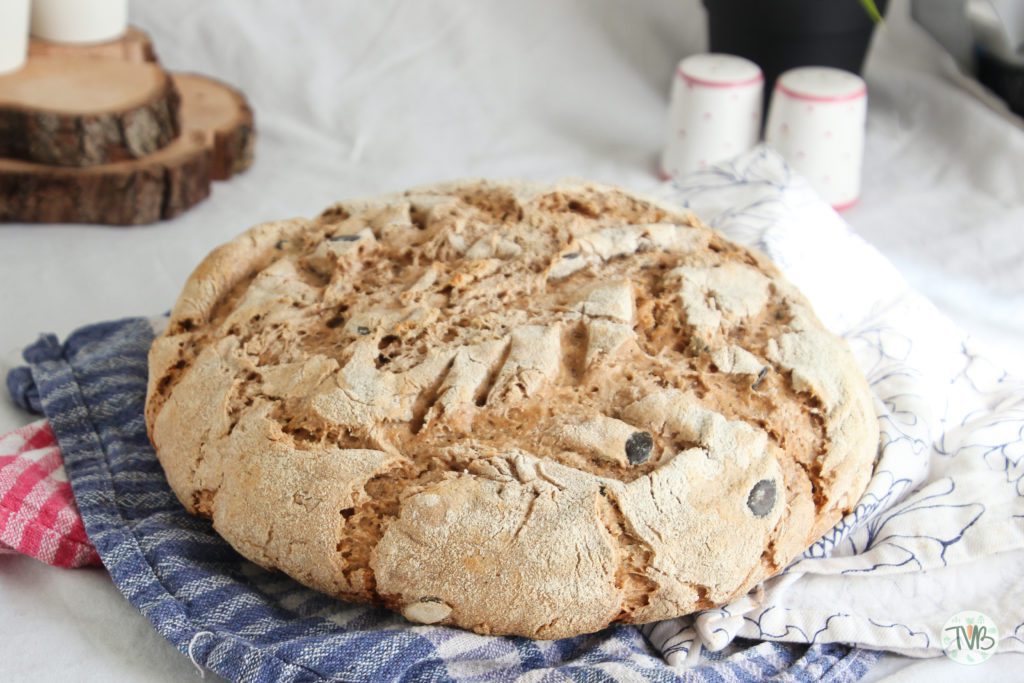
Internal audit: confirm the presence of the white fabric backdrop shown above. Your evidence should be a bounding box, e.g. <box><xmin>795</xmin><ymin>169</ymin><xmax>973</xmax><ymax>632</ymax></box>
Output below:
<box><xmin>0</xmin><ymin>0</ymin><xmax>1021</xmax><ymax>680</ymax></box>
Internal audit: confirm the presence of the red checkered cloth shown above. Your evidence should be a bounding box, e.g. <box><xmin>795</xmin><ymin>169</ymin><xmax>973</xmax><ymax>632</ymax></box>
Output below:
<box><xmin>0</xmin><ymin>419</ymin><xmax>99</xmax><ymax>568</ymax></box>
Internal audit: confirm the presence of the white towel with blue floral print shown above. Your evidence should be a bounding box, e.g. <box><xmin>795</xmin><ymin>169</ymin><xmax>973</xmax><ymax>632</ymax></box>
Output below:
<box><xmin>643</xmin><ymin>146</ymin><xmax>1024</xmax><ymax>667</ymax></box>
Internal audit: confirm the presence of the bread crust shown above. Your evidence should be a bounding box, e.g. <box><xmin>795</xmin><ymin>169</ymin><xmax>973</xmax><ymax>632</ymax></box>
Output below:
<box><xmin>145</xmin><ymin>180</ymin><xmax>878</xmax><ymax>639</ymax></box>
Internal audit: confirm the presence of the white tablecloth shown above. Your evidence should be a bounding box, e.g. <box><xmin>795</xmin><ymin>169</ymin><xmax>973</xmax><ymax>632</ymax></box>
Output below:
<box><xmin>1</xmin><ymin>0</ymin><xmax>1021</xmax><ymax>680</ymax></box>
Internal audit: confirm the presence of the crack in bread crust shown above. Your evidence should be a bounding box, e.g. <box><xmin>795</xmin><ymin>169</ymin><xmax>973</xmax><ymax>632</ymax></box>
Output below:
<box><xmin>595</xmin><ymin>485</ymin><xmax>661</xmax><ymax>620</ymax></box>
<box><xmin>145</xmin><ymin>180</ymin><xmax>879</xmax><ymax>639</ymax></box>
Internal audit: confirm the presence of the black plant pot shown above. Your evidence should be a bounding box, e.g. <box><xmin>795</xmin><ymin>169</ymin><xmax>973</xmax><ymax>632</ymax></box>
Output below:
<box><xmin>703</xmin><ymin>0</ymin><xmax>887</xmax><ymax>97</ymax></box>
<box><xmin>976</xmin><ymin>48</ymin><xmax>1024</xmax><ymax>119</ymax></box>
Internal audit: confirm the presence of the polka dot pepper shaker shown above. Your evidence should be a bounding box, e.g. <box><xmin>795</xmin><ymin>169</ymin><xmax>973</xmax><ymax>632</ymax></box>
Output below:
<box><xmin>765</xmin><ymin>67</ymin><xmax>867</xmax><ymax>211</ymax></box>
<box><xmin>661</xmin><ymin>54</ymin><xmax>763</xmax><ymax>179</ymax></box>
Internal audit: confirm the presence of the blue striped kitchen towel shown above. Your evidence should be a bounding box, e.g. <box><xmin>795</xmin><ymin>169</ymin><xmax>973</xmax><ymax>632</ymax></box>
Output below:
<box><xmin>5</xmin><ymin>315</ymin><xmax>880</xmax><ymax>682</ymax></box>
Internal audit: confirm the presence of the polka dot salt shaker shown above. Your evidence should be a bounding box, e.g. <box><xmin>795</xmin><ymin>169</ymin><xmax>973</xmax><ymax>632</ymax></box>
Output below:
<box><xmin>765</xmin><ymin>67</ymin><xmax>867</xmax><ymax>210</ymax></box>
<box><xmin>661</xmin><ymin>54</ymin><xmax>763</xmax><ymax>179</ymax></box>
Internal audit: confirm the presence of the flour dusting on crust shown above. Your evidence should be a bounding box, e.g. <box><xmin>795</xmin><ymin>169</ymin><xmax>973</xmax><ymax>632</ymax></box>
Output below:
<box><xmin>145</xmin><ymin>180</ymin><xmax>878</xmax><ymax>639</ymax></box>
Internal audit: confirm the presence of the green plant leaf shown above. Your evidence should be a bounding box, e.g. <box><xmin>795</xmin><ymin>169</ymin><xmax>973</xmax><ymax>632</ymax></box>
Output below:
<box><xmin>860</xmin><ymin>0</ymin><xmax>885</xmax><ymax>23</ymax></box>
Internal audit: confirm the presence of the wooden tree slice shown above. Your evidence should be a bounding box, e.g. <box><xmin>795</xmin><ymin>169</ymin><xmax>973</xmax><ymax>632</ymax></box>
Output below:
<box><xmin>0</xmin><ymin>132</ymin><xmax>210</xmax><ymax>225</ymax></box>
<box><xmin>0</xmin><ymin>58</ymin><xmax>180</xmax><ymax>167</ymax></box>
<box><xmin>28</xmin><ymin>27</ymin><xmax>157</xmax><ymax>64</ymax></box>
<box><xmin>174</xmin><ymin>73</ymin><xmax>255</xmax><ymax>180</ymax></box>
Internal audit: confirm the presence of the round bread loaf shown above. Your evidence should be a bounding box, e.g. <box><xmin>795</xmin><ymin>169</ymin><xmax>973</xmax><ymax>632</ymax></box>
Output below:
<box><xmin>145</xmin><ymin>180</ymin><xmax>878</xmax><ymax>639</ymax></box>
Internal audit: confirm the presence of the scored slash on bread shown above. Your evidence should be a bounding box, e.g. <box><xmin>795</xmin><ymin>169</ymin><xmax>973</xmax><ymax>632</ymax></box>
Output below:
<box><xmin>145</xmin><ymin>180</ymin><xmax>879</xmax><ymax>639</ymax></box>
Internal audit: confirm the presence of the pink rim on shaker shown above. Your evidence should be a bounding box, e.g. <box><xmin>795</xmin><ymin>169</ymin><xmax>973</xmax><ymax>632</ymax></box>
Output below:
<box><xmin>765</xmin><ymin>66</ymin><xmax>867</xmax><ymax>211</ymax></box>
<box><xmin>661</xmin><ymin>54</ymin><xmax>763</xmax><ymax>180</ymax></box>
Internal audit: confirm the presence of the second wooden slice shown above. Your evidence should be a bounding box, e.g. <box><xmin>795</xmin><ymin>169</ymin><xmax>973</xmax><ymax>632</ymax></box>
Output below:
<box><xmin>0</xmin><ymin>57</ymin><xmax>180</xmax><ymax>167</ymax></box>
<box><xmin>175</xmin><ymin>73</ymin><xmax>255</xmax><ymax>180</ymax></box>
<box><xmin>0</xmin><ymin>132</ymin><xmax>211</xmax><ymax>225</ymax></box>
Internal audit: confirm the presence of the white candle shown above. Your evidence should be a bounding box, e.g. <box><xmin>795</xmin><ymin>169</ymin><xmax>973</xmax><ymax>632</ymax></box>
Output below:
<box><xmin>31</xmin><ymin>0</ymin><xmax>128</xmax><ymax>45</ymax></box>
<box><xmin>0</xmin><ymin>0</ymin><xmax>31</xmax><ymax>74</ymax></box>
